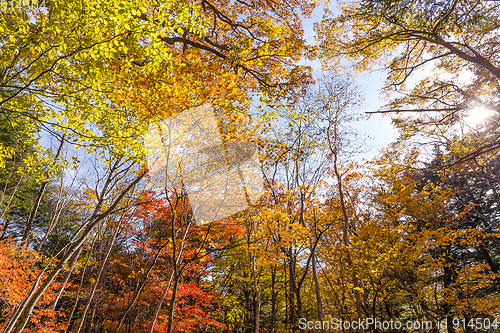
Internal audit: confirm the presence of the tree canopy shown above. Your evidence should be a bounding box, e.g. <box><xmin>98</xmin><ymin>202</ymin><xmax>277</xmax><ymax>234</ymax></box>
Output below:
<box><xmin>1</xmin><ymin>0</ymin><xmax>499</xmax><ymax>332</ymax></box>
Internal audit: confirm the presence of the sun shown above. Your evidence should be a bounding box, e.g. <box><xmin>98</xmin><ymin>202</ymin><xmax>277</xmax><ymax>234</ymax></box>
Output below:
<box><xmin>464</xmin><ymin>106</ymin><xmax>495</xmax><ymax>128</ymax></box>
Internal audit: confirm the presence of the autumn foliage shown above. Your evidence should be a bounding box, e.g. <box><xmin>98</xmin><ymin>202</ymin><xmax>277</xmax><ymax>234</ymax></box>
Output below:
<box><xmin>1</xmin><ymin>0</ymin><xmax>500</xmax><ymax>332</ymax></box>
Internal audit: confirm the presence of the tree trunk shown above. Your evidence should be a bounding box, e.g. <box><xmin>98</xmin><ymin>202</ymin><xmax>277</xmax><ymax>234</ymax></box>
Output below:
<box><xmin>270</xmin><ymin>265</ymin><xmax>277</xmax><ymax>330</ymax></box>
<box><xmin>0</xmin><ymin>173</ymin><xmax>25</xmax><ymax>235</ymax></box>
<box><xmin>312</xmin><ymin>253</ymin><xmax>324</xmax><ymax>321</ymax></box>
<box><xmin>148</xmin><ymin>216</ymin><xmax>191</xmax><ymax>333</ymax></box>
<box><xmin>5</xmin><ymin>169</ymin><xmax>145</xmax><ymax>333</ymax></box>
<box><xmin>443</xmin><ymin>247</ymin><xmax>456</xmax><ymax>333</ymax></box>
<box><xmin>114</xmin><ymin>238</ymin><xmax>170</xmax><ymax>333</ymax></box>
<box><xmin>333</xmin><ymin>152</ymin><xmax>364</xmax><ymax>333</ymax></box>
<box><xmin>76</xmin><ymin>222</ymin><xmax>121</xmax><ymax>333</ymax></box>
<box><xmin>165</xmin><ymin>271</ymin><xmax>179</xmax><ymax>333</ymax></box>
<box><xmin>251</xmin><ymin>252</ymin><xmax>260</xmax><ymax>333</ymax></box>
<box><xmin>65</xmin><ymin>234</ymin><xmax>99</xmax><ymax>333</ymax></box>
<box><xmin>50</xmin><ymin>244</ymin><xmax>84</xmax><ymax>311</ymax></box>
<box><xmin>288</xmin><ymin>254</ymin><xmax>296</xmax><ymax>325</ymax></box>
<box><xmin>147</xmin><ymin>271</ymin><xmax>174</xmax><ymax>333</ymax></box>
<box><xmin>22</xmin><ymin>135</ymin><xmax>65</xmax><ymax>247</ymax></box>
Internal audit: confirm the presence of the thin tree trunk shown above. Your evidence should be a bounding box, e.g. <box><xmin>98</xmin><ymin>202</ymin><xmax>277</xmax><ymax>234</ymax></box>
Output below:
<box><xmin>147</xmin><ymin>271</ymin><xmax>174</xmax><ymax>333</ymax></box>
<box><xmin>443</xmin><ymin>247</ymin><xmax>456</xmax><ymax>333</ymax></box>
<box><xmin>22</xmin><ymin>135</ymin><xmax>65</xmax><ymax>247</ymax></box>
<box><xmin>295</xmin><ymin>282</ymin><xmax>304</xmax><ymax>320</ymax></box>
<box><xmin>270</xmin><ymin>265</ymin><xmax>277</xmax><ymax>330</ymax></box>
<box><xmin>312</xmin><ymin>253</ymin><xmax>324</xmax><ymax>321</ymax></box>
<box><xmin>288</xmin><ymin>254</ymin><xmax>296</xmax><ymax>325</ymax></box>
<box><xmin>75</xmin><ymin>220</ymin><xmax>122</xmax><ymax>333</ymax></box>
<box><xmin>284</xmin><ymin>260</ymin><xmax>289</xmax><ymax>327</ymax></box>
<box><xmin>333</xmin><ymin>153</ymin><xmax>364</xmax><ymax>333</ymax></box>
<box><xmin>248</xmin><ymin>215</ymin><xmax>260</xmax><ymax>333</ymax></box>
<box><xmin>0</xmin><ymin>155</ymin><xmax>18</xmax><ymax>209</ymax></box>
<box><xmin>65</xmin><ymin>234</ymin><xmax>99</xmax><ymax>333</ymax></box>
<box><xmin>114</xmin><ymin>239</ymin><xmax>169</xmax><ymax>333</ymax></box>
<box><xmin>39</xmin><ymin>244</ymin><xmax>85</xmax><ymax>327</ymax></box>
<box><xmin>37</xmin><ymin>171</ymin><xmax>72</xmax><ymax>252</ymax></box>
<box><xmin>251</xmin><ymin>251</ymin><xmax>260</xmax><ymax>333</ymax></box>
<box><xmin>165</xmin><ymin>271</ymin><xmax>179</xmax><ymax>333</ymax></box>
<box><xmin>165</xmin><ymin>193</ymin><xmax>192</xmax><ymax>333</ymax></box>
<box><xmin>325</xmin><ymin>109</ymin><xmax>364</xmax><ymax>330</ymax></box>
<box><xmin>5</xmin><ymin>169</ymin><xmax>145</xmax><ymax>333</ymax></box>
<box><xmin>50</xmin><ymin>244</ymin><xmax>84</xmax><ymax>311</ymax></box>
<box><xmin>148</xmin><ymin>219</ymin><xmax>191</xmax><ymax>333</ymax></box>
<box><xmin>0</xmin><ymin>172</ymin><xmax>24</xmax><ymax>239</ymax></box>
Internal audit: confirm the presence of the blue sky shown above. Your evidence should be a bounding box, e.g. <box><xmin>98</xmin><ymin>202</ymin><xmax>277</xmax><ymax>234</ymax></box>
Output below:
<box><xmin>300</xmin><ymin>4</ymin><xmax>399</xmax><ymax>161</ymax></box>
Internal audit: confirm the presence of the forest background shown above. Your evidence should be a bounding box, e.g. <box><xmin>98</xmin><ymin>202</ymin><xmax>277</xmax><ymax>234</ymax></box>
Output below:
<box><xmin>0</xmin><ymin>0</ymin><xmax>499</xmax><ymax>332</ymax></box>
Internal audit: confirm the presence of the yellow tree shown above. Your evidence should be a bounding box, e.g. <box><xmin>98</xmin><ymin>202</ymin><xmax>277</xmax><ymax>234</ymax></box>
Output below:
<box><xmin>1</xmin><ymin>0</ymin><xmax>320</xmax><ymax>331</ymax></box>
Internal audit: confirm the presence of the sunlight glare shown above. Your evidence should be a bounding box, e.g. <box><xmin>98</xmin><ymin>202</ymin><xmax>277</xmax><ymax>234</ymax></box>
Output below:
<box><xmin>464</xmin><ymin>106</ymin><xmax>495</xmax><ymax>128</ymax></box>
